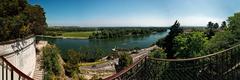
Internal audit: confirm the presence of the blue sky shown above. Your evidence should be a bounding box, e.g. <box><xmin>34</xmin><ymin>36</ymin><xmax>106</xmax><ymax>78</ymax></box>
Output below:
<box><xmin>29</xmin><ymin>0</ymin><xmax>240</xmax><ymax>27</ymax></box>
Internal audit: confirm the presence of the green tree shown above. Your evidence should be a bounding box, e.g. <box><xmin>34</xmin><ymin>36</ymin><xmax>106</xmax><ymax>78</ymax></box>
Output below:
<box><xmin>173</xmin><ymin>32</ymin><xmax>208</xmax><ymax>58</ymax></box>
<box><xmin>23</xmin><ymin>5</ymin><xmax>47</xmax><ymax>35</ymax></box>
<box><xmin>213</xmin><ymin>23</ymin><xmax>219</xmax><ymax>29</ymax></box>
<box><xmin>157</xmin><ymin>20</ymin><xmax>183</xmax><ymax>58</ymax></box>
<box><xmin>116</xmin><ymin>53</ymin><xmax>133</xmax><ymax>72</ymax></box>
<box><xmin>0</xmin><ymin>0</ymin><xmax>46</xmax><ymax>41</ymax></box>
<box><xmin>149</xmin><ymin>48</ymin><xmax>166</xmax><ymax>58</ymax></box>
<box><xmin>42</xmin><ymin>45</ymin><xmax>63</xmax><ymax>80</ymax></box>
<box><xmin>228</xmin><ymin>12</ymin><xmax>240</xmax><ymax>39</ymax></box>
<box><xmin>206</xmin><ymin>21</ymin><xmax>216</xmax><ymax>39</ymax></box>
<box><xmin>220</xmin><ymin>21</ymin><xmax>227</xmax><ymax>29</ymax></box>
<box><xmin>205</xmin><ymin>31</ymin><xmax>236</xmax><ymax>53</ymax></box>
<box><xmin>66</xmin><ymin>49</ymin><xmax>81</xmax><ymax>64</ymax></box>
<box><xmin>207</xmin><ymin>21</ymin><xmax>214</xmax><ymax>29</ymax></box>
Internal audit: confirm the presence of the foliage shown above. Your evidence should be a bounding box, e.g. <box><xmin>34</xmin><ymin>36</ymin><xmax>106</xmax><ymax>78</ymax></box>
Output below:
<box><xmin>64</xmin><ymin>62</ymin><xmax>80</xmax><ymax>78</ymax></box>
<box><xmin>0</xmin><ymin>0</ymin><xmax>46</xmax><ymax>41</ymax></box>
<box><xmin>116</xmin><ymin>53</ymin><xmax>133</xmax><ymax>72</ymax></box>
<box><xmin>157</xmin><ymin>20</ymin><xmax>183</xmax><ymax>58</ymax></box>
<box><xmin>213</xmin><ymin>23</ymin><xmax>219</xmax><ymax>29</ymax></box>
<box><xmin>149</xmin><ymin>48</ymin><xmax>166</xmax><ymax>58</ymax></box>
<box><xmin>228</xmin><ymin>12</ymin><xmax>240</xmax><ymax>39</ymax></box>
<box><xmin>42</xmin><ymin>45</ymin><xmax>63</xmax><ymax>80</ymax></box>
<box><xmin>62</xmin><ymin>46</ymin><xmax>106</xmax><ymax>63</ymax></box>
<box><xmin>66</xmin><ymin>49</ymin><xmax>81</xmax><ymax>64</ymax></box>
<box><xmin>205</xmin><ymin>31</ymin><xmax>236</xmax><ymax>53</ymax></box>
<box><xmin>89</xmin><ymin>27</ymin><xmax>167</xmax><ymax>39</ymax></box>
<box><xmin>220</xmin><ymin>21</ymin><xmax>227</xmax><ymax>29</ymax></box>
<box><xmin>205</xmin><ymin>21</ymin><xmax>219</xmax><ymax>39</ymax></box>
<box><xmin>173</xmin><ymin>32</ymin><xmax>208</xmax><ymax>58</ymax></box>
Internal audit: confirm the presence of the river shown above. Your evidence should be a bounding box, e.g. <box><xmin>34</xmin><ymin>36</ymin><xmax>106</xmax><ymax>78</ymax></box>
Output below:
<box><xmin>36</xmin><ymin>30</ymin><xmax>169</xmax><ymax>53</ymax></box>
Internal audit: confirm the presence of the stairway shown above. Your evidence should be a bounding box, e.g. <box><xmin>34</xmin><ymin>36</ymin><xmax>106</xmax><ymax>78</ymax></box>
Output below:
<box><xmin>33</xmin><ymin>41</ymin><xmax>48</xmax><ymax>80</ymax></box>
<box><xmin>33</xmin><ymin>53</ymin><xmax>44</xmax><ymax>80</ymax></box>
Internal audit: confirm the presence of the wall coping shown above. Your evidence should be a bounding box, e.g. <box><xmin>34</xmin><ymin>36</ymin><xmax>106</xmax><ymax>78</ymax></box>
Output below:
<box><xmin>0</xmin><ymin>35</ymin><xmax>35</xmax><ymax>45</ymax></box>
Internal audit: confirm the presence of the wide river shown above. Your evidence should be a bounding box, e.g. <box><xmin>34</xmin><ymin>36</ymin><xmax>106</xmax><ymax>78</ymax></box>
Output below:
<box><xmin>37</xmin><ymin>30</ymin><xmax>169</xmax><ymax>53</ymax></box>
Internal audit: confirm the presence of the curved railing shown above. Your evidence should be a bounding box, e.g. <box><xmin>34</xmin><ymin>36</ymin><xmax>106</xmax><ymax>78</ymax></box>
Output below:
<box><xmin>0</xmin><ymin>56</ymin><xmax>34</xmax><ymax>80</ymax></box>
<box><xmin>0</xmin><ymin>35</ymin><xmax>35</xmax><ymax>80</ymax></box>
<box><xmin>105</xmin><ymin>44</ymin><xmax>240</xmax><ymax>80</ymax></box>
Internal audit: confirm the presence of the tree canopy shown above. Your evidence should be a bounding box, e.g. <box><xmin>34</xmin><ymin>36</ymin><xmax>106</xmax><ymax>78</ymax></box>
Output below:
<box><xmin>157</xmin><ymin>20</ymin><xmax>183</xmax><ymax>58</ymax></box>
<box><xmin>0</xmin><ymin>0</ymin><xmax>46</xmax><ymax>41</ymax></box>
<box><xmin>228</xmin><ymin>12</ymin><xmax>240</xmax><ymax>39</ymax></box>
<box><xmin>173</xmin><ymin>32</ymin><xmax>208</xmax><ymax>58</ymax></box>
<box><xmin>116</xmin><ymin>53</ymin><xmax>133</xmax><ymax>72</ymax></box>
<box><xmin>220</xmin><ymin>21</ymin><xmax>227</xmax><ymax>29</ymax></box>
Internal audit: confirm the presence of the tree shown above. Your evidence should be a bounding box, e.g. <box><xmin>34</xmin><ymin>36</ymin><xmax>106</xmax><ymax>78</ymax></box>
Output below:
<box><xmin>228</xmin><ymin>12</ymin><xmax>240</xmax><ymax>39</ymax></box>
<box><xmin>157</xmin><ymin>20</ymin><xmax>183</xmax><ymax>58</ymax></box>
<box><xmin>149</xmin><ymin>48</ymin><xmax>166</xmax><ymax>58</ymax></box>
<box><xmin>206</xmin><ymin>21</ymin><xmax>216</xmax><ymax>39</ymax></box>
<box><xmin>116</xmin><ymin>53</ymin><xmax>133</xmax><ymax>72</ymax></box>
<box><xmin>205</xmin><ymin>31</ymin><xmax>236</xmax><ymax>53</ymax></box>
<box><xmin>173</xmin><ymin>32</ymin><xmax>208</xmax><ymax>58</ymax></box>
<box><xmin>23</xmin><ymin>5</ymin><xmax>47</xmax><ymax>35</ymax></box>
<box><xmin>213</xmin><ymin>23</ymin><xmax>219</xmax><ymax>29</ymax></box>
<box><xmin>0</xmin><ymin>0</ymin><xmax>47</xmax><ymax>41</ymax></box>
<box><xmin>220</xmin><ymin>21</ymin><xmax>227</xmax><ymax>29</ymax></box>
<box><xmin>66</xmin><ymin>49</ymin><xmax>81</xmax><ymax>64</ymax></box>
<box><xmin>207</xmin><ymin>21</ymin><xmax>214</xmax><ymax>29</ymax></box>
<box><xmin>42</xmin><ymin>45</ymin><xmax>64</xmax><ymax>79</ymax></box>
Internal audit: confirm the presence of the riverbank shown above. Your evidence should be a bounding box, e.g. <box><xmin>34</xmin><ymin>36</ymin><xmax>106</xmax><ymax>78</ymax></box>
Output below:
<box><xmin>40</xmin><ymin>31</ymin><xmax>94</xmax><ymax>39</ymax></box>
<box><xmin>36</xmin><ymin>35</ymin><xmax>89</xmax><ymax>39</ymax></box>
<box><xmin>79</xmin><ymin>45</ymin><xmax>159</xmax><ymax>79</ymax></box>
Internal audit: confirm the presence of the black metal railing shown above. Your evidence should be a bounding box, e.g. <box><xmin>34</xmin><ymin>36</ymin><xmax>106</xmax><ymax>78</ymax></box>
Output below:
<box><xmin>105</xmin><ymin>44</ymin><xmax>240</xmax><ymax>80</ymax></box>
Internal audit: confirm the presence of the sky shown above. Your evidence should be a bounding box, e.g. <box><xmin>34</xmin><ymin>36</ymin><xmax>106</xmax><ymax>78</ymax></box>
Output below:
<box><xmin>29</xmin><ymin>0</ymin><xmax>240</xmax><ymax>27</ymax></box>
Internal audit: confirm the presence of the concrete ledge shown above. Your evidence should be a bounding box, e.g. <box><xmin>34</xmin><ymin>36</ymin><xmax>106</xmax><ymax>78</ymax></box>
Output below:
<box><xmin>0</xmin><ymin>36</ymin><xmax>36</xmax><ymax>78</ymax></box>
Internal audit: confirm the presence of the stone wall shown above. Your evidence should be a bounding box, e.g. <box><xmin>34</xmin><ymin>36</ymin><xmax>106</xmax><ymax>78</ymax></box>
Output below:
<box><xmin>0</xmin><ymin>36</ymin><xmax>36</xmax><ymax>78</ymax></box>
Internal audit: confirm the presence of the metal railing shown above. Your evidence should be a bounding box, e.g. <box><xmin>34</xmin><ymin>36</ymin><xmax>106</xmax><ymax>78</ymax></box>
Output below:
<box><xmin>0</xmin><ymin>35</ymin><xmax>35</xmax><ymax>80</ymax></box>
<box><xmin>105</xmin><ymin>44</ymin><xmax>240</xmax><ymax>80</ymax></box>
<box><xmin>0</xmin><ymin>56</ymin><xmax>34</xmax><ymax>80</ymax></box>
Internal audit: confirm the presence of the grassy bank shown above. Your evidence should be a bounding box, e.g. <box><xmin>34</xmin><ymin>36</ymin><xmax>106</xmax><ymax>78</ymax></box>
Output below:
<box><xmin>44</xmin><ymin>31</ymin><xmax>94</xmax><ymax>39</ymax></box>
<box><xmin>62</xmin><ymin>32</ymin><xmax>93</xmax><ymax>38</ymax></box>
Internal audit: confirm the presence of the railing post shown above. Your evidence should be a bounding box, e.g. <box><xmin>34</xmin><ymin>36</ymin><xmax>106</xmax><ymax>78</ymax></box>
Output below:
<box><xmin>11</xmin><ymin>69</ymin><xmax>13</xmax><ymax>80</ymax></box>
<box><xmin>6</xmin><ymin>65</ymin><xmax>8</xmax><ymax>80</ymax></box>
<box><xmin>2</xmin><ymin>60</ymin><xmax>4</xmax><ymax>80</ymax></box>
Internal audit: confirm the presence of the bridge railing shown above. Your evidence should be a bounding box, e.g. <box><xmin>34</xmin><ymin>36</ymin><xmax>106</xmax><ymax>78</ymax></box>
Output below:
<box><xmin>105</xmin><ymin>44</ymin><xmax>240</xmax><ymax>80</ymax></box>
<box><xmin>0</xmin><ymin>56</ymin><xmax>34</xmax><ymax>80</ymax></box>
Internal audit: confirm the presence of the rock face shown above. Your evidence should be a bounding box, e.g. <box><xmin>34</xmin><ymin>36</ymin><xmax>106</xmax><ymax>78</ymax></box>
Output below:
<box><xmin>0</xmin><ymin>36</ymin><xmax>36</xmax><ymax>78</ymax></box>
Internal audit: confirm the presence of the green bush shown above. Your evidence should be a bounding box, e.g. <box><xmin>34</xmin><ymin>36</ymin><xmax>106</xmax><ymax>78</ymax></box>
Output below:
<box><xmin>116</xmin><ymin>53</ymin><xmax>133</xmax><ymax>72</ymax></box>
<box><xmin>149</xmin><ymin>48</ymin><xmax>166</xmax><ymax>58</ymax></box>
<box><xmin>42</xmin><ymin>45</ymin><xmax>62</xmax><ymax>79</ymax></box>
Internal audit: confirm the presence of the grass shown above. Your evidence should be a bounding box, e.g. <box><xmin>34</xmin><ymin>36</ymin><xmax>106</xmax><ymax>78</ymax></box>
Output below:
<box><xmin>62</xmin><ymin>31</ymin><xmax>93</xmax><ymax>39</ymax></box>
<box><xmin>78</xmin><ymin>60</ymin><xmax>106</xmax><ymax>66</ymax></box>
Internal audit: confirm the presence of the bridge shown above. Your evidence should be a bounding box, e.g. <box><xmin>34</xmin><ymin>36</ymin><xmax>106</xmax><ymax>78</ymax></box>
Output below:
<box><xmin>105</xmin><ymin>43</ymin><xmax>240</xmax><ymax>80</ymax></box>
